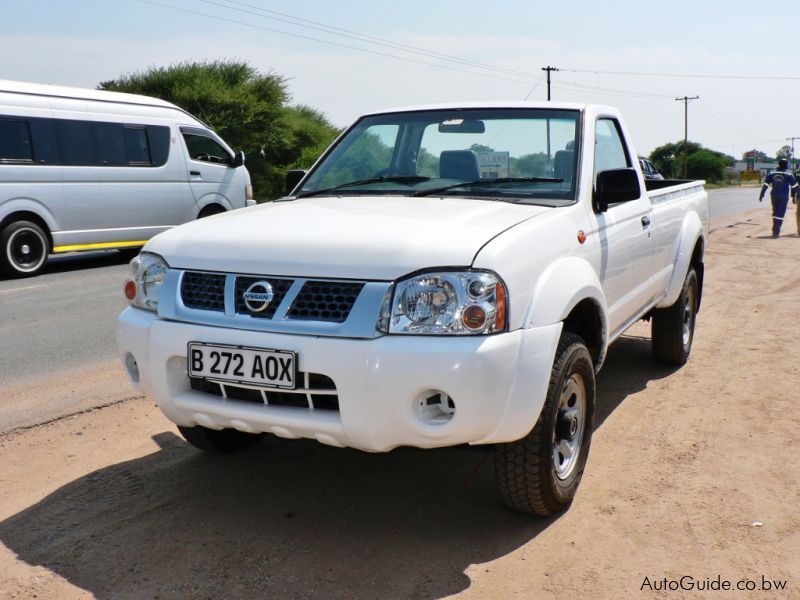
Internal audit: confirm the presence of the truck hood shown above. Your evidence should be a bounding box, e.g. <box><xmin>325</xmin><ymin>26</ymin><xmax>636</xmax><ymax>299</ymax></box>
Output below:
<box><xmin>146</xmin><ymin>196</ymin><xmax>549</xmax><ymax>280</ymax></box>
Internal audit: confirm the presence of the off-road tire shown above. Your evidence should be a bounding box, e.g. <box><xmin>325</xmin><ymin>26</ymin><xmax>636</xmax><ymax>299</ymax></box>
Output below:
<box><xmin>0</xmin><ymin>220</ymin><xmax>50</xmax><ymax>278</ymax></box>
<box><xmin>652</xmin><ymin>267</ymin><xmax>698</xmax><ymax>365</ymax></box>
<box><xmin>178</xmin><ymin>425</ymin><xmax>264</xmax><ymax>453</ymax></box>
<box><xmin>494</xmin><ymin>332</ymin><xmax>595</xmax><ymax>516</ymax></box>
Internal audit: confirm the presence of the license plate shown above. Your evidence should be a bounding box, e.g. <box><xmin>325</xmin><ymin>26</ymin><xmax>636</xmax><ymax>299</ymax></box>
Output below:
<box><xmin>187</xmin><ymin>342</ymin><xmax>297</xmax><ymax>389</ymax></box>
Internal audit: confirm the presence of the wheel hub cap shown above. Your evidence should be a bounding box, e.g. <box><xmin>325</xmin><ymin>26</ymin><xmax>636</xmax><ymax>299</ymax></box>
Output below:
<box><xmin>553</xmin><ymin>373</ymin><xmax>586</xmax><ymax>480</ymax></box>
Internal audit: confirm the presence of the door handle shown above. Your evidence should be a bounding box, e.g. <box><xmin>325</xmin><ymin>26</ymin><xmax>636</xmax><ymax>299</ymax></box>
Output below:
<box><xmin>641</xmin><ymin>215</ymin><xmax>651</xmax><ymax>228</ymax></box>
<box><xmin>190</xmin><ymin>170</ymin><xmax>201</xmax><ymax>176</ymax></box>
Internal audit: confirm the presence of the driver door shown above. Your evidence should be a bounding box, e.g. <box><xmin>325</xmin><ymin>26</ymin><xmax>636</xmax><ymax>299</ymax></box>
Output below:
<box><xmin>180</xmin><ymin>127</ymin><xmax>237</xmax><ymax>210</ymax></box>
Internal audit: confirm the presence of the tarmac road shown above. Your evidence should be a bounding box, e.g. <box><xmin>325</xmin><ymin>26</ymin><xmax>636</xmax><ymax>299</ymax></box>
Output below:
<box><xmin>0</xmin><ymin>187</ymin><xmax>774</xmax><ymax>433</ymax></box>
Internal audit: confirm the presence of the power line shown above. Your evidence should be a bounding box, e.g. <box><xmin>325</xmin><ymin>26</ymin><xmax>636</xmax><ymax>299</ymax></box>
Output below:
<box><xmin>523</xmin><ymin>76</ymin><xmax>545</xmax><ymax>100</ymax></box>
<box><xmin>136</xmin><ymin>0</ymin><xmax>534</xmax><ymax>86</ymax></box>
<box><xmin>564</xmin><ymin>68</ymin><xmax>800</xmax><ymax>81</ymax></box>
<box><xmin>552</xmin><ymin>81</ymin><xmax>674</xmax><ymax>100</ymax></box>
<box><xmin>208</xmin><ymin>0</ymin><xmax>542</xmax><ymax>80</ymax></box>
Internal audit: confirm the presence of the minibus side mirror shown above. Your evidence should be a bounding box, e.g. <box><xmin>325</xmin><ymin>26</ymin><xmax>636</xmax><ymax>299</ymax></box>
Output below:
<box><xmin>232</xmin><ymin>150</ymin><xmax>245</xmax><ymax>168</ymax></box>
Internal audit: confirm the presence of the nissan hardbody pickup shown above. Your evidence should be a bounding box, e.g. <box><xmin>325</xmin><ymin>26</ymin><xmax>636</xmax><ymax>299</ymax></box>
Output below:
<box><xmin>118</xmin><ymin>102</ymin><xmax>708</xmax><ymax>515</ymax></box>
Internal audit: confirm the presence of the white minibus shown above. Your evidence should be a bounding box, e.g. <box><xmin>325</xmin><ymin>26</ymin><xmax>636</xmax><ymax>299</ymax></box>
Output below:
<box><xmin>0</xmin><ymin>79</ymin><xmax>254</xmax><ymax>277</ymax></box>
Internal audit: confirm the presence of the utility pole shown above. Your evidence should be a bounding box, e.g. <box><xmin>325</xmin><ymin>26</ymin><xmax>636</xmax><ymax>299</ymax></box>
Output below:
<box><xmin>786</xmin><ymin>136</ymin><xmax>800</xmax><ymax>169</ymax></box>
<box><xmin>541</xmin><ymin>66</ymin><xmax>559</xmax><ymax>101</ymax></box>
<box><xmin>675</xmin><ymin>95</ymin><xmax>699</xmax><ymax>178</ymax></box>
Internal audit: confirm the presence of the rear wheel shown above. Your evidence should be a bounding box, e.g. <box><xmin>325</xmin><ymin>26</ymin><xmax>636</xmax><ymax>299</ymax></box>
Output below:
<box><xmin>494</xmin><ymin>332</ymin><xmax>595</xmax><ymax>516</ymax></box>
<box><xmin>0</xmin><ymin>220</ymin><xmax>50</xmax><ymax>278</ymax></box>
<box><xmin>652</xmin><ymin>267</ymin><xmax>698</xmax><ymax>365</ymax></box>
<box><xmin>198</xmin><ymin>204</ymin><xmax>225</xmax><ymax>219</ymax></box>
<box><xmin>178</xmin><ymin>425</ymin><xmax>264</xmax><ymax>453</ymax></box>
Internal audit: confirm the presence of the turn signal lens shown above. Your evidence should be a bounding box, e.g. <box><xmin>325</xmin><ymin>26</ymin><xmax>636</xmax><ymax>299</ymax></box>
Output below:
<box><xmin>462</xmin><ymin>304</ymin><xmax>487</xmax><ymax>330</ymax></box>
<box><xmin>124</xmin><ymin>279</ymin><xmax>137</xmax><ymax>301</ymax></box>
<box><xmin>494</xmin><ymin>282</ymin><xmax>507</xmax><ymax>331</ymax></box>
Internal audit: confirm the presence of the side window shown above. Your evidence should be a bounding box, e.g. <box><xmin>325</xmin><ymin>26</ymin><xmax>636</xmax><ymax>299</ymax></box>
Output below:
<box><xmin>0</xmin><ymin>119</ymin><xmax>34</xmax><ymax>163</ymax></box>
<box><xmin>124</xmin><ymin>127</ymin><xmax>151</xmax><ymax>165</ymax></box>
<box><xmin>183</xmin><ymin>133</ymin><xmax>232</xmax><ymax>165</ymax></box>
<box><xmin>147</xmin><ymin>126</ymin><xmax>170</xmax><ymax>167</ymax></box>
<box><xmin>594</xmin><ymin>118</ymin><xmax>630</xmax><ymax>177</ymax></box>
<box><xmin>94</xmin><ymin>123</ymin><xmax>127</xmax><ymax>166</ymax></box>
<box><xmin>57</xmin><ymin>120</ymin><xmax>97</xmax><ymax>166</ymax></box>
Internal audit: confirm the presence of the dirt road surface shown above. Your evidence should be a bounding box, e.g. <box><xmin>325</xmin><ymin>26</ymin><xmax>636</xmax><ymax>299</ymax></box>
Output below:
<box><xmin>1</xmin><ymin>208</ymin><xmax>798</xmax><ymax>599</ymax></box>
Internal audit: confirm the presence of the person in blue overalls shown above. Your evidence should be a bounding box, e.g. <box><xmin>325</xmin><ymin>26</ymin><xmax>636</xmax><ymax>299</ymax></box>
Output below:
<box><xmin>759</xmin><ymin>158</ymin><xmax>798</xmax><ymax>237</ymax></box>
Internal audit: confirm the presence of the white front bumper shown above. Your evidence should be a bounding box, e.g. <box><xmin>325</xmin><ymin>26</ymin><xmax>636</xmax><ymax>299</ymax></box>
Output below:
<box><xmin>117</xmin><ymin>308</ymin><xmax>562</xmax><ymax>452</ymax></box>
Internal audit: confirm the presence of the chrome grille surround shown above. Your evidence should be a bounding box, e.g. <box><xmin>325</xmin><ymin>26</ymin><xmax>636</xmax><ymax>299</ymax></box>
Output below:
<box><xmin>162</xmin><ymin>269</ymin><xmax>392</xmax><ymax>339</ymax></box>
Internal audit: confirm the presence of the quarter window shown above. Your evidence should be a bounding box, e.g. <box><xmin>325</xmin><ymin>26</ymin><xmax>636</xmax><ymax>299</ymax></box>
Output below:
<box><xmin>594</xmin><ymin>118</ymin><xmax>630</xmax><ymax>177</ymax></box>
<box><xmin>124</xmin><ymin>127</ymin><xmax>151</xmax><ymax>165</ymax></box>
<box><xmin>183</xmin><ymin>133</ymin><xmax>232</xmax><ymax>165</ymax></box>
<box><xmin>0</xmin><ymin>120</ymin><xmax>34</xmax><ymax>163</ymax></box>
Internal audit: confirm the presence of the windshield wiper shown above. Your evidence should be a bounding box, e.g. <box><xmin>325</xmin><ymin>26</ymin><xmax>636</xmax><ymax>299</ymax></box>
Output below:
<box><xmin>412</xmin><ymin>177</ymin><xmax>563</xmax><ymax>197</ymax></box>
<box><xmin>296</xmin><ymin>176</ymin><xmax>430</xmax><ymax>198</ymax></box>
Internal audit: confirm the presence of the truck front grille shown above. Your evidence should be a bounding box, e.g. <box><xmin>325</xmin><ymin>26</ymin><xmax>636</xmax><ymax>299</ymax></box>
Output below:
<box><xmin>287</xmin><ymin>281</ymin><xmax>364</xmax><ymax>323</ymax></box>
<box><xmin>178</xmin><ymin>270</ymin><xmax>365</xmax><ymax>324</ymax></box>
<box><xmin>189</xmin><ymin>372</ymin><xmax>339</xmax><ymax>412</ymax></box>
<box><xmin>180</xmin><ymin>272</ymin><xmax>226</xmax><ymax>312</ymax></box>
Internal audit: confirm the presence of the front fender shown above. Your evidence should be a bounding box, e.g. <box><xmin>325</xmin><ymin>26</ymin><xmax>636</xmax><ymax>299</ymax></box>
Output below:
<box><xmin>194</xmin><ymin>193</ymin><xmax>233</xmax><ymax>216</ymax></box>
<box><xmin>656</xmin><ymin>212</ymin><xmax>704</xmax><ymax>309</ymax></box>
<box><xmin>525</xmin><ymin>257</ymin><xmax>607</xmax><ymax>326</ymax></box>
<box><xmin>523</xmin><ymin>256</ymin><xmax>609</xmax><ymax>364</ymax></box>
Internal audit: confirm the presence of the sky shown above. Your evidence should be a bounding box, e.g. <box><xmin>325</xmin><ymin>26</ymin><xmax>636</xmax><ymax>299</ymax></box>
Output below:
<box><xmin>4</xmin><ymin>0</ymin><xmax>800</xmax><ymax>159</ymax></box>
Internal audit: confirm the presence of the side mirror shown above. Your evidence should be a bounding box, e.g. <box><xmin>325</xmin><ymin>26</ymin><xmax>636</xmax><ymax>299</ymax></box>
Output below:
<box><xmin>286</xmin><ymin>169</ymin><xmax>307</xmax><ymax>195</ymax></box>
<box><xmin>232</xmin><ymin>150</ymin><xmax>245</xmax><ymax>168</ymax></box>
<box><xmin>593</xmin><ymin>168</ymin><xmax>641</xmax><ymax>213</ymax></box>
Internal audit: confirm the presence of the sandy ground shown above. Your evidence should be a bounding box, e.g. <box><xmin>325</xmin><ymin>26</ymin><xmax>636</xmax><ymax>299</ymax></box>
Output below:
<box><xmin>1</xmin><ymin>208</ymin><xmax>798</xmax><ymax>599</ymax></box>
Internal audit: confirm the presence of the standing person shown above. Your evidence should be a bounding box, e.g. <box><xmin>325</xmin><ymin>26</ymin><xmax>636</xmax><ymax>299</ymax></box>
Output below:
<box><xmin>759</xmin><ymin>158</ymin><xmax>798</xmax><ymax>238</ymax></box>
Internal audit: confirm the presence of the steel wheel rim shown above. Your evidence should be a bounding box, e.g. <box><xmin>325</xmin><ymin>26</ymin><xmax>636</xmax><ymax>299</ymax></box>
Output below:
<box><xmin>553</xmin><ymin>372</ymin><xmax>586</xmax><ymax>480</ymax></box>
<box><xmin>682</xmin><ymin>280</ymin><xmax>696</xmax><ymax>348</ymax></box>
<box><xmin>7</xmin><ymin>227</ymin><xmax>47</xmax><ymax>272</ymax></box>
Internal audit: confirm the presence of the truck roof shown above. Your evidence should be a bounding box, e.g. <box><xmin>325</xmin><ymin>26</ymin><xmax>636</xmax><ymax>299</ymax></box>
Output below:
<box><xmin>363</xmin><ymin>100</ymin><xmax>614</xmax><ymax>116</ymax></box>
<box><xmin>0</xmin><ymin>78</ymin><xmax>181</xmax><ymax>111</ymax></box>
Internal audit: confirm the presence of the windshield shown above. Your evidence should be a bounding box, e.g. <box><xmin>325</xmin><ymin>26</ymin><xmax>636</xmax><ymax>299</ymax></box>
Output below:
<box><xmin>297</xmin><ymin>108</ymin><xmax>581</xmax><ymax>205</ymax></box>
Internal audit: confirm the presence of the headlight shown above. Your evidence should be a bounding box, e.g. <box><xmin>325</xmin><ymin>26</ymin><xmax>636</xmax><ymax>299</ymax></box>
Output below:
<box><xmin>124</xmin><ymin>252</ymin><xmax>168</xmax><ymax>312</ymax></box>
<box><xmin>380</xmin><ymin>271</ymin><xmax>507</xmax><ymax>335</ymax></box>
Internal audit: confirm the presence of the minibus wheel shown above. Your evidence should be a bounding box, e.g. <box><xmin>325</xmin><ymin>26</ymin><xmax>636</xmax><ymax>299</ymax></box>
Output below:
<box><xmin>0</xmin><ymin>220</ymin><xmax>50</xmax><ymax>278</ymax></box>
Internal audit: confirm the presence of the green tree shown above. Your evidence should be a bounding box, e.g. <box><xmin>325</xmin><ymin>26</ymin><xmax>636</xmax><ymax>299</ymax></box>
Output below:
<box><xmin>649</xmin><ymin>141</ymin><xmax>702</xmax><ymax>179</ymax></box>
<box><xmin>687</xmin><ymin>150</ymin><xmax>726</xmax><ymax>182</ymax></box>
<box><xmin>775</xmin><ymin>145</ymin><xmax>792</xmax><ymax>160</ymax></box>
<box><xmin>100</xmin><ymin>60</ymin><xmax>339</xmax><ymax>200</ymax></box>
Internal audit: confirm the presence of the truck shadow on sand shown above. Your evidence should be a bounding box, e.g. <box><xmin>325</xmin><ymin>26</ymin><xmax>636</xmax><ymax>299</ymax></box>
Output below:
<box><xmin>0</xmin><ymin>335</ymin><xmax>678</xmax><ymax>599</ymax></box>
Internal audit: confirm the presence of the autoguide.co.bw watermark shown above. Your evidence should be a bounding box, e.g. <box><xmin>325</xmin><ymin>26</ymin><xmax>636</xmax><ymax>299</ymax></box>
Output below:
<box><xmin>641</xmin><ymin>574</ymin><xmax>788</xmax><ymax>593</ymax></box>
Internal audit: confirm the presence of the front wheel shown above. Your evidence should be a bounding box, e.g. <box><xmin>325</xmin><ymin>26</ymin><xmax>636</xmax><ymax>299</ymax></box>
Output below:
<box><xmin>651</xmin><ymin>267</ymin><xmax>698</xmax><ymax>365</ymax></box>
<box><xmin>494</xmin><ymin>332</ymin><xmax>596</xmax><ymax>516</ymax></box>
<box><xmin>0</xmin><ymin>220</ymin><xmax>50</xmax><ymax>278</ymax></box>
<box><xmin>178</xmin><ymin>425</ymin><xmax>264</xmax><ymax>453</ymax></box>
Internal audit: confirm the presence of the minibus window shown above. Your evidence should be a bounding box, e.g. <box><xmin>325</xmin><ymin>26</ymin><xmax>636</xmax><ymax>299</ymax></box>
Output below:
<box><xmin>95</xmin><ymin>123</ymin><xmax>127</xmax><ymax>166</ymax></box>
<box><xmin>57</xmin><ymin>120</ymin><xmax>97</xmax><ymax>166</ymax></box>
<box><xmin>183</xmin><ymin>133</ymin><xmax>232</xmax><ymax>165</ymax></box>
<box><xmin>0</xmin><ymin>120</ymin><xmax>34</xmax><ymax>163</ymax></box>
<box><xmin>124</xmin><ymin>127</ymin><xmax>151</xmax><ymax>165</ymax></box>
<box><xmin>147</xmin><ymin>126</ymin><xmax>170</xmax><ymax>167</ymax></box>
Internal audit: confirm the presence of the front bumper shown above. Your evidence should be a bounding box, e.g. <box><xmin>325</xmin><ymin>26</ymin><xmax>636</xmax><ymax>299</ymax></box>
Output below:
<box><xmin>117</xmin><ymin>308</ymin><xmax>561</xmax><ymax>452</ymax></box>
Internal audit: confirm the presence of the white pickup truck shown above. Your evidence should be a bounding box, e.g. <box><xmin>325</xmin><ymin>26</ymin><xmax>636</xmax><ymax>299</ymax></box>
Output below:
<box><xmin>118</xmin><ymin>102</ymin><xmax>708</xmax><ymax>516</ymax></box>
